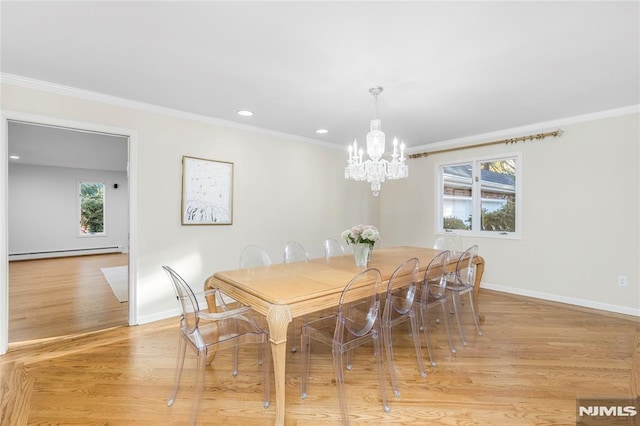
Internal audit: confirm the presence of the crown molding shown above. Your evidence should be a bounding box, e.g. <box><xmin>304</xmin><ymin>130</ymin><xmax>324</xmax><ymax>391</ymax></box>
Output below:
<box><xmin>0</xmin><ymin>73</ymin><xmax>339</xmax><ymax>150</ymax></box>
<box><xmin>3</xmin><ymin>73</ymin><xmax>637</xmax><ymax>155</ymax></box>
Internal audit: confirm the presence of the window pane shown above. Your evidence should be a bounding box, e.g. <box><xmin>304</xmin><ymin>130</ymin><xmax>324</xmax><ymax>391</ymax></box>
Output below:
<box><xmin>442</xmin><ymin>164</ymin><xmax>472</xmax><ymax>230</ymax></box>
<box><xmin>479</xmin><ymin>159</ymin><xmax>516</xmax><ymax>232</ymax></box>
<box><xmin>80</xmin><ymin>182</ymin><xmax>105</xmax><ymax>234</ymax></box>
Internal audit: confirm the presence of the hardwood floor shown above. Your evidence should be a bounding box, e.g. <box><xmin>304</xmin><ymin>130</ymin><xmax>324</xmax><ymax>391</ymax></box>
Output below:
<box><xmin>1</xmin><ymin>289</ymin><xmax>638</xmax><ymax>425</ymax></box>
<box><xmin>8</xmin><ymin>253</ymin><xmax>129</xmax><ymax>345</ymax></box>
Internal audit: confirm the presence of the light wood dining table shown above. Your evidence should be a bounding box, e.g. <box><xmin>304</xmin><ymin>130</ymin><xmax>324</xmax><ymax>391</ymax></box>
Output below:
<box><xmin>204</xmin><ymin>246</ymin><xmax>485</xmax><ymax>425</ymax></box>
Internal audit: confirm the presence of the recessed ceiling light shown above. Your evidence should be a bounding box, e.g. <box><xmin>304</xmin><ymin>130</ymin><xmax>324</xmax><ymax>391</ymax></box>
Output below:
<box><xmin>9</xmin><ymin>155</ymin><xmax>20</xmax><ymax>160</ymax></box>
<box><xmin>237</xmin><ymin>110</ymin><xmax>253</xmax><ymax>117</ymax></box>
<box><xmin>316</xmin><ymin>129</ymin><xmax>328</xmax><ymax>134</ymax></box>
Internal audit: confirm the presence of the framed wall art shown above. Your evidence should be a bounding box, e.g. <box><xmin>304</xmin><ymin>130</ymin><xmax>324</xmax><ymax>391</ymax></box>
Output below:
<box><xmin>181</xmin><ymin>156</ymin><xmax>234</xmax><ymax>225</ymax></box>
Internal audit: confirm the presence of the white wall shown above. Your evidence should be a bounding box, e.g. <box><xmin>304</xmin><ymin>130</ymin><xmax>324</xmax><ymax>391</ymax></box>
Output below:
<box><xmin>1</xmin><ymin>82</ymin><xmax>378</xmax><ymax>327</ymax></box>
<box><xmin>8</xmin><ymin>163</ymin><xmax>129</xmax><ymax>256</ymax></box>
<box><xmin>380</xmin><ymin>111</ymin><xmax>640</xmax><ymax>315</ymax></box>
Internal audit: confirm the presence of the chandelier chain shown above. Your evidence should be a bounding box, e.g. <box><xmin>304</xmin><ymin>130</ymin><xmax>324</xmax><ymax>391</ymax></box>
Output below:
<box><xmin>370</xmin><ymin>86</ymin><xmax>382</xmax><ymax>119</ymax></box>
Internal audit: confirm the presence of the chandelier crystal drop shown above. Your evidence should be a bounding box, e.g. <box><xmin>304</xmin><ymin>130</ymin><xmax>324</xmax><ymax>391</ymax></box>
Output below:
<box><xmin>344</xmin><ymin>86</ymin><xmax>408</xmax><ymax>196</ymax></box>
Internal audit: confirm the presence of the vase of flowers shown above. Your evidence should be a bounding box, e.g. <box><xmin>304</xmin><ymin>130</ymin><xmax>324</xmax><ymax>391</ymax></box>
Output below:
<box><xmin>352</xmin><ymin>243</ymin><xmax>370</xmax><ymax>267</ymax></box>
<box><xmin>341</xmin><ymin>225</ymin><xmax>380</xmax><ymax>266</ymax></box>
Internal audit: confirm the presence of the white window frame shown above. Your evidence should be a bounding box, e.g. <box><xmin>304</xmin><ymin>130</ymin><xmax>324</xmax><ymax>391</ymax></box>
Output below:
<box><xmin>436</xmin><ymin>152</ymin><xmax>522</xmax><ymax>239</ymax></box>
<box><xmin>78</xmin><ymin>181</ymin><xmax>107</xmax><ymax>237</ymax></box>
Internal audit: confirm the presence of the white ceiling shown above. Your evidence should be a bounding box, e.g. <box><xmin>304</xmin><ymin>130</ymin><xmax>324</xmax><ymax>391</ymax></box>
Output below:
<box><xmin>1</xmin><ymin>1</ymin><xmax>639</xmax><ymax>151</ymax></box>
<box><xmin>8</xmin><ymin>121</ymin><xmax>128</xmax><ymax>171</ymax></box>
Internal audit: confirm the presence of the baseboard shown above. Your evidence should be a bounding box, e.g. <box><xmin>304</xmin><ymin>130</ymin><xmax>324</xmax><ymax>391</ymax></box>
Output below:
<box><xmin>481</xmin><ymin>282</ymin><xmax>640</xmax><ymax>317</ymax></box>
<box><xmin>136</xmin><ymin>294</ymin><xmax>235</xmax><ymax>325</ymax></box>
<box><xmin>9</xmin><ymin>246</ymin><xmax>124</xmax><ymax>261</ymax></box>
<box><xmin>136</xmin><ymin>307</ymin><xmax>180</xmax><ymax>325</ymax></box>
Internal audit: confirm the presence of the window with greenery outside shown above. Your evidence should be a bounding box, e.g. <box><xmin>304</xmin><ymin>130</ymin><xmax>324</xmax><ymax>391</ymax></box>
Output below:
<box><xmin>440</xmin><ymin>155</ymin><xmax>519</xmax><ymax>236</ymax></box>
<box><xmin>80</xmin><ymin>182</ymin><xmax>105</xmax><ymax>234</ymax></box>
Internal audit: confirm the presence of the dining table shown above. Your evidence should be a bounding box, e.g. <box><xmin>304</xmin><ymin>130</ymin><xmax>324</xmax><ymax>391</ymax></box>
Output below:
<box><xmin>204</xmin><ymin>245</ymin><xmax>485</xmax><ymax>425</ymax></box>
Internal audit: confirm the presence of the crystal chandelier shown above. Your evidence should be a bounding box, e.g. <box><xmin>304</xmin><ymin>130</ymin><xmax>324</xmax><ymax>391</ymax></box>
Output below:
<box><xmin>344</xmin><ymin>87</ymin><xmax>408</xmax><ymax>196</ymax></box>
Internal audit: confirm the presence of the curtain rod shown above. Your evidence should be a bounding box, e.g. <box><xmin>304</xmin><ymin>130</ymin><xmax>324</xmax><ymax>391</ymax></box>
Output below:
<box><xmin>407</xmin><ymin>129</ymin><xmax>563</xmax><ymax>159</ymax></box>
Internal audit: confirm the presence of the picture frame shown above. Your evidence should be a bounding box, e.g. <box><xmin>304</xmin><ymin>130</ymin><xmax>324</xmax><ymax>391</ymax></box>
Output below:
<box><xmin>181</xmin><ymin>155</ymin><xmax>234</xmax><ymax>225</ymax></box>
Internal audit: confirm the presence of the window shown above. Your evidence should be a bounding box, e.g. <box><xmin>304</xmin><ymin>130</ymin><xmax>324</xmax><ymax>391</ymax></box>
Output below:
<box><xmin>437</xmin><ymin>153</ymin><xmax>521</xmax><ymax>237</ymax></box>
<box><xmin>79</xmin><ymin>182</ymin><xmax>105</xmax><ymax>235</ymax></box>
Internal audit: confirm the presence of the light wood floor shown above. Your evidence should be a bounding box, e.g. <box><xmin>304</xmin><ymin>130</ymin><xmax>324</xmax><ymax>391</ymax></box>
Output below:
<box><xmin>1</xmin><ymin>289</ymin><xmax>638</xmax><ymax>425</ymax></box>
<box><xmin>8</xmin><ymin>253</ymin><xmax>129</xmax><ymax>345</ymax></box>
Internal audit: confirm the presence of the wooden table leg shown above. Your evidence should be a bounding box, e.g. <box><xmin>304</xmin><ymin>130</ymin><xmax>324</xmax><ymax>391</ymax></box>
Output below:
<box><xmin>266</xmin><ymin>304</ymin><xmax>292</xmax><ymax>426</ymax></box>
<box><xmin>204</xmin><ymin>291</ymin><xmax>219</xmax><ymax>365</ymax></box>
<box><xmin>473</xmin><ymin>256</ymin><xmax>485</xmax><ymax>322</ymax></box>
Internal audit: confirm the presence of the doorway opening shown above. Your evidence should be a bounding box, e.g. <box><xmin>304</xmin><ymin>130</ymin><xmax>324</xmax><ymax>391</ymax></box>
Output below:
<box><xmin>6</xmin><ymin>119</ymin><xmax>131</xmax><ymax>347</ymax></box>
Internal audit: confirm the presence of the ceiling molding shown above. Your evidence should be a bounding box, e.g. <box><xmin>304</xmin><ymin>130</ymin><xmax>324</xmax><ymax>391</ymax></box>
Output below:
<box><xmin>0</xmin><ymin>73</ymin><xmax>340</xmax><ymax>150</ymax></box>
<box><xmin>2</xmin><ymin>73</ymin><xmax>637</xmax><ymax>156</ymax></box>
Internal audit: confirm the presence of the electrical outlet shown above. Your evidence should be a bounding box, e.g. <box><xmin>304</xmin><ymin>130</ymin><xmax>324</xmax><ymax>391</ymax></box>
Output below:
<box><xmin>618</xmin><ymin>275</ymin><xmax>627</xmax><ymax>287</ymax></box>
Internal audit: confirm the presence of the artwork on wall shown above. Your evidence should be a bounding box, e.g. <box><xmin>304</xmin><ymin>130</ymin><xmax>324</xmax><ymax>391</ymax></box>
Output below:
<box><xmin>181</xmin><ymin>155</ymin><xmax>234</xmax><ymax>225</ymax></box>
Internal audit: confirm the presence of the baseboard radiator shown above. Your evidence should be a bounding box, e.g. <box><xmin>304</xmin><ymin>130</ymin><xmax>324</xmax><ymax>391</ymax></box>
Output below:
<box><xmin>9</xmin><ymin>246</ymin><xmax>124</xmax><ymax>261</ymax></box>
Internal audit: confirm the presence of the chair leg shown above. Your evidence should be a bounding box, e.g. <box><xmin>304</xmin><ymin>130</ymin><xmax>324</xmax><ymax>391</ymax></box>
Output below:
<box><xmin>451</xmin><ymin>292</ymin><xmax>468</xmax><ymax>346</ymax></box>
<box><xmin>232</xmin><ymin>339</ymin><xmax>239</xmax><ymax>376</ymax></box>
<box><xmin>373</xmin><ymin>330</ymin><xmax>391</xmax><ymax>415</ymax></box>
<box><xmin>190</xmin><ymin>351</ymin><xmax>206</xmax><ymax>426</ymax></box>
<box><xmin>206</xmin><ymin>349</ymin><xmax>218</xmax><ymax>366</ymax></box>
<box><xmin>290</xmin><ymin>318</ymin><xmax>297</xmax><ymax>352</ymax></box>
<box><xmin>382</xmin><ymin>323</ymin><xmax>401</xmax><ymax>398</ymax></box>
<box><xmin>346</xmin><ymin>347</ymin><xmax>355</xmax><ymax>371</ymax></box>
<box><xmin>419</xmin><ymin>306</ymin><xmax>437</xmax><ymax>367</ymax></box>
<box><xmin>409</xmin><ymin>312</ymin><xmax>428</xmax><ymax>374</ymax></box>
<box><xmin>261</xmin><ymin>337</ymin><xmax>271</xmax><ymax>409</ymax></box>
<box><xmin>468</xmin><ymin>291</ymin><xmax>483</xmax><ymax>336</ymax></box>
<box><xmin>256</xmin><ymin>316</ymin><xmax>267</xmax><ymax>366</ymax></box>
<box><xmin>332</xmin><ymin>348</ymin><xmax>350</xmax><ymax>425</ymax></box>
<box><xmin>168</xmin><ymin>336</ymin><xmax>187</xmax><ymax>407</ymax></box>
<box><xmin>439</xmin><ymin>300</ymin><xmax>457</xmax><ymax>354</ymax></box>
<box><xmin>300</xmin><ymin>328</ymin><xmax>311</xmax><ymax>399</ymax></box>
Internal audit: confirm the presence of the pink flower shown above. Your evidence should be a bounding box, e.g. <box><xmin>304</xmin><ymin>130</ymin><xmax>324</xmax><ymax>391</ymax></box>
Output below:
<box><xmin>342</xmin><ymin>224</ymin><xmax>380</xmax><ymax>246</ymax></box>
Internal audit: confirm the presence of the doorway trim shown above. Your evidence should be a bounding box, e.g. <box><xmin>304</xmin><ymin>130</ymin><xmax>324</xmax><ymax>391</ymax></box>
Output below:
<box><xmin>1</xmin><ymin>110</ymin><xmax>138</xmax><ymax>354</ymax></box>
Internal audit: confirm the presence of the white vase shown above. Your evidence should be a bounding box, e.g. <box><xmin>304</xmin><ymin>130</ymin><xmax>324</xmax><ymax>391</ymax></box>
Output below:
<box><xmin>353</xmin><ymin>243</ymin><xmax>370</xmax><ymax>267</ymax></box>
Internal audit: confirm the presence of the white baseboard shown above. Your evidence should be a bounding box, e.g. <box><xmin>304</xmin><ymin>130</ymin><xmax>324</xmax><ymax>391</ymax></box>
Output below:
<box><xmin>481</xmin><ymin>282</ymin><xmax>640</xmax><ymax>317</ymax></box>
<box><xmin>9</xmin><ymin>246</ymin><xmax>124</xmax><ymax>261</ymax></box>
<box><xmin>135</xmin><ymin>294</ymin><xmax>236</xmax><ymax>326</ymax></box>
<box><xmin>136</xmin><ymin>307</ymin><xmax>180</xmax><ymax>325</ymax></box>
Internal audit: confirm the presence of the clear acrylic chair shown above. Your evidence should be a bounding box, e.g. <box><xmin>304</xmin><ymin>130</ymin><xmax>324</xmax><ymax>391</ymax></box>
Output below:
<box><xmin>433</xmin><ymin>233</ymin><xmax>462</xmax><ymax>321</ymax></box>
<box><xmin>300</xmin><ymin>268</ymin><xmax>389</xmax><ymax>425</ymax></box>
<box><xmin>445</xmin><ymin>245</ymin><xmax>483</xmax><ymax>346</ymax></box>
<box><xmin>284</xmin><ymin>241</ymin><xmax>309</xmax><ymax>351</ymax></box>
<box><xmin>381</xmin><ymin>257</ymin><xmax>426</xmax><ymax>398</ymax></box>
<box><xmin>324</xmin><ymin>238</ymin><xmax>345</xmax><ymax>258</ymax></box>
<box><xmin>239</xmin><ymin>245</ymin><xmax>272</xmax><ymax>268</ymax></box>
<box><xmin>284</xmin><ymin>240</ymin><xmax>309</xmax><ymax>263</ymax></box>
<box><xmin>162</xmin><ymin>266</ymin><xmax>270</xmax><ymax>425</ymax></box>
<box><xmin>418</xmin><ymin>250</ymin><xmax>457</xmax><ymax>357</ymax></box>
<box><xmin>433</xmin><ymin>233</ymin><xmax>463</xmax><ymax>254</ymax></box>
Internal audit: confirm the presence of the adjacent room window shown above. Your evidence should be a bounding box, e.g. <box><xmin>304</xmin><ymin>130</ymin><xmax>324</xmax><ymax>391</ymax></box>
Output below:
<box><xmin>79</xmin><ymin>181</ymin><xmax>105</xmax><ymax>235</ymax></box>
<box><xmin>437</xmin><ymin>153</ymin><xmax>521</xmax><ymax>238</ymax></box>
